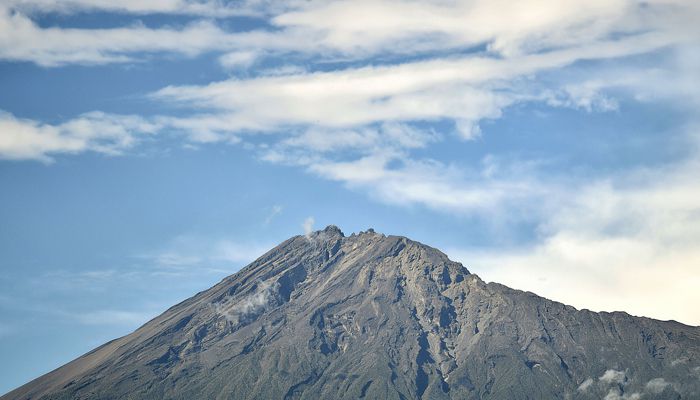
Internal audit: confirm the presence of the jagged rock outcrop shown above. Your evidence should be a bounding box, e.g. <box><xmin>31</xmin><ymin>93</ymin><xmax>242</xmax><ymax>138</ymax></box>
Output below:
<box><xmin>4</xmin><ymin>226</ymin><xmax>700</xmax><ymax>399</ymax></box>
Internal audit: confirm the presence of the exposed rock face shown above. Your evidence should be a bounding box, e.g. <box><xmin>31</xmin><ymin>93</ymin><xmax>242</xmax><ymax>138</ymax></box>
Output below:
<box><xmin>4</xmin><ymin>226</ymin><xmax>700</xmax><ymax>399</ymax></box>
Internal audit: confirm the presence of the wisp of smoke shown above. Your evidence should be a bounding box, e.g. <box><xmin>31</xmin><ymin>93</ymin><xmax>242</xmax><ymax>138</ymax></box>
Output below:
<box><xmin>302</xmin><ymin>216</ymin><xmax>315</xmax><ymax>237</ymax></box>
<box><xmin>214</xmin><ymin>280</ymin><xmax>279</xmax><ymax>324</ymax></box>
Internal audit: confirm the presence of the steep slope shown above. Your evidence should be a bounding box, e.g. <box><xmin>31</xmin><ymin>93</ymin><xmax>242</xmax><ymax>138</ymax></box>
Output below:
<box><xmin>4</xmin><ymin>226</ymin><xmax>700</xmax><ymax>399</ymax></box>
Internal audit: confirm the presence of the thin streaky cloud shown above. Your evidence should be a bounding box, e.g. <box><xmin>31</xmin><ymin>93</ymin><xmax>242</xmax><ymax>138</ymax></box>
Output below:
<box><xmin>1</xmin><ymin>0</ymin><xmax>697</xmax><ymax>66</ymax></box>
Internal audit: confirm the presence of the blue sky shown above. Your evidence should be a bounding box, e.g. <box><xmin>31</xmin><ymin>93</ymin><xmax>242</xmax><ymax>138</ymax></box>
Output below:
<box><xmin>1</xmin><ymin>0</ymin><xmax>700</xmax><ymax>394</ymax></box>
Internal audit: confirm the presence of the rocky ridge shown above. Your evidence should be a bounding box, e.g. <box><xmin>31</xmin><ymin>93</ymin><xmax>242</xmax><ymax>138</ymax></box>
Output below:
<box><xmin>3</xmin><ymin>226</ymin><xmax>700</xmax><ymax>399</ymax></box>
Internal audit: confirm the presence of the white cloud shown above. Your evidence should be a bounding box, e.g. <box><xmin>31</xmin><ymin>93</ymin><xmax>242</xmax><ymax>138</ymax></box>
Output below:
<box><xmin>219</xmin><ymin>51</ymin><xmax>259</xmax><ymax>70</ymax></box>
<box><xmin>267</xmin><ymin>123</ymin><xmax>437</xmax><ymax>163</ymax></box>
<box><xmin>449</xmin><ymin>135</ymin><xmax>700</xmax><ymax>325</ymax></box>
<box><xmin>5</xmin><ymin>0</ymin><xmax>276</xmax><ymax>17</ymax></box>
<box><xmin>273</xmin><ymin>0</ymin><xmax>699</xmax><ymax>58</ymax></box>
<box><xmin>0</xmin><ymin>0</ymin><xmax>696</xmax><ymax>69</ymax></box>
<box><xmin>214</xmin><ymin>240</ymin><xmax>272</xmax><ymax>264</ymax></box>
<box><xmin>542</xmin><ymin>44</ymin><xmax>700</xmax><ymax>113</ymax></box>
<box><xmin>153</xmin><ymin>33</ymin><xmax>670</xmax><ymax>134</ymax></box>
<box><xmin>153</xmin><ymin>252</ymin><xmax>203</xmax><ymax>267</ymax></box>
<box><xmin>0</xmin><ymin>287</ymin><xmax>157</xmax><ymax>328</ymax></box>
<box><xmin>284</xmin><ymin>128</ymin><xmax>381</xmax><ymax>153</ymax></box>
<box><xmin>264</xmin><ymin>205</ymin><xmax>283</xmax><ymax>225</ymax></box>
<box><xmin>545</xmin><ymin>80</ymin><xmax>620</xmax><ymax>112</ymax></box>
<box><xmin>136</xmin><ymin>11</ymin><xmax>699</xmax><ymax>272</ymax></box>
<box><xmin>149</xmin><ymin>234</ymin><xmax>273</xmax><ymax>270</ymax></box>
<box><xmin>1</xmin><ymin>0</ymin><xmax>695</xmax><ymax>165</ymax></box>
<box><xmin>0</xmin><ymin>110</ymin><xmax>158</xmax><ymax>162</ymax></box>
<box><xmin>275</xmin><ymin>0</ymin><xmax>628</xmax><ymax>55</ymax></box>
<box><xmin>0</xmin><ymin>6</ymin><xmax>242</xmax><ymax>66</ymax></box>
<box><xmin>302</xmin><ymin>152</ymin><xmax>548</xmax><ymax>217</ymax></box>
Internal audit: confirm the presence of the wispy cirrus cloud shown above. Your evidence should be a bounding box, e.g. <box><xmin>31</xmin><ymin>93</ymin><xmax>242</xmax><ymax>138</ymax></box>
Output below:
<box><xmin>4</xmin><ymin>0</ymin><xmax>280</xmax><ymax>17</ymax></box>
<box><xmin>305</xmin><ymin>152</ymin><xmax>551</xmax><ymax>217</ymax></box>
<box><xmin>0</xmin><ymin>10</ymin><xmax>234</xmax><ymax>66</ymax></box>
<box><xmin>263</xmin><ymin>205</ymin><xmax>283</xmax><ymax>225</ymax></box>
<box><xmin>145</xmin><ymin>234</ymin><xmax>273</xmax><ymax>271</ymax></box>
<box><xmin>153</xmin><ymin>33</ymin><xmax>673</xmax><ymax>134</ymax></box>
<box><xmin>0</xmin><ymin>233</ymin><xmax>274</xmax><ymax>336</ymax></box>
<box><xmin>1</xmin><ymin>0</ymin><xmax>697</xmax><ymax>67</ymax></box>
<box><xmin>273</xmin><ymin>0</ymin><xmax>665</xmax><ymax>56</ymax></box>
<box><xmin>1</xmin><ymin>0</ymin><xmax>696</xmax><ymax>165</ymax></box>
<box><xmin>0</xmin><ymin>110</ymin><xmax>159</xmax><ymax>162</ymax></box>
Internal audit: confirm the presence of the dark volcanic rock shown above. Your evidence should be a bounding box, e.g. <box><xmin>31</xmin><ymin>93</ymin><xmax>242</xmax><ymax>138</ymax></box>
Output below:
<box><xmin>4</xmin><ymin>225</ymin><xmax>700</xmax><ymax>399</ymax></box>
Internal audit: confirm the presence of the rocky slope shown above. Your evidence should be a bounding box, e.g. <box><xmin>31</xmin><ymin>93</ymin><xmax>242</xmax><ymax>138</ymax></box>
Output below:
<box><xmin>3</xmin><ymin>226</ymin><xmax>700</xmax><ymax>399</ymax></box>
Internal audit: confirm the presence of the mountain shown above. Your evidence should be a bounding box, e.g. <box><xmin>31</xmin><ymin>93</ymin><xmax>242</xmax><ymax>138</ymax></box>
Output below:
<box><xmin>4</xmin><ymin>226</ymin><xmax>700</xmax><ymax>399</ymax></box>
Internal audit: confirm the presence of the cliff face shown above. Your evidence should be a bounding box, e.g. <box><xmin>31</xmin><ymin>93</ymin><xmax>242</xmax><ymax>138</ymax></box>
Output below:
<box><xmin>4</xmin><ymin>226</ymin><xmax>700</xmax><ymax>399</ymax></box>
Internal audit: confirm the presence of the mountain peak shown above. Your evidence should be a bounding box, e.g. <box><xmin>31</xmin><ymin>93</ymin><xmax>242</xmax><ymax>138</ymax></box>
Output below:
<box><xmin>321</xmin><ymin>224</ymin><xmax>344</xmax><ymax>236</ymax></box>
<box><xmin>309</xmin><ymin>224</ymin><xmax>381</xmax><ymax>238</ymax></box>
<box><xmin>5</xmin><ymin>229</ymin><xmax>700</xmax><ymax>400</ymax></box>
